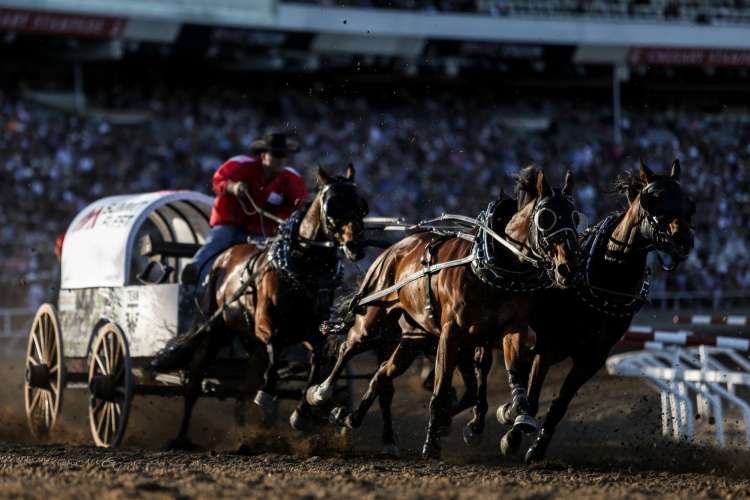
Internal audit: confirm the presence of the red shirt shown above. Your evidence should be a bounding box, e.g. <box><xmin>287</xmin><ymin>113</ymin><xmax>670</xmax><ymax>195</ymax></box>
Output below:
<box><xmin>210</xmin><ymin>155</ymin><xmax>308</xmax><ymax>235</ymax></box>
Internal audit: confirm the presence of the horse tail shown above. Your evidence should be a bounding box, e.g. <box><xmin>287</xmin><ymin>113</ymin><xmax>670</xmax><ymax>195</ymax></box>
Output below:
<box><xmin>320</xmin><ymin>246</ymin><xmax>393</xmax><ymax>336</ymax></box>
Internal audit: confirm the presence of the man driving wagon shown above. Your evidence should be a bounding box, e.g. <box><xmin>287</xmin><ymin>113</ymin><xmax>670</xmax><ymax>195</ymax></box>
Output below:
<box><xmin>181</xmin><ymin>132</ymin><xmax>308</xmax><ymax>285</ymax></box>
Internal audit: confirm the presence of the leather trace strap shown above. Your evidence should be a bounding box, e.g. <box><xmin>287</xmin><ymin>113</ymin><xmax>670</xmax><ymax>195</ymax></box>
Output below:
<box><xmin>356</xmin><ymin>252</ymin><xmax>475</xmax><ymax>308</ymax></box>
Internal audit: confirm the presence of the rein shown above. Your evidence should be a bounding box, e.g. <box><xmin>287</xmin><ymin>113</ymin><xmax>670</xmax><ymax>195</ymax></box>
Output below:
<box><xmin>237</xmin><ymin>189</ymin><xmax>340</xmax><ymax>250</ymax></box>
<box><xmin>376</xmin><ymin>213</ymin><xmax>541</xmax><ymax>267</ymax></box>
<box><xmin>351</xmin><ymin>204</ymin><xmax>553</xmax><ymax>309</ymax></box>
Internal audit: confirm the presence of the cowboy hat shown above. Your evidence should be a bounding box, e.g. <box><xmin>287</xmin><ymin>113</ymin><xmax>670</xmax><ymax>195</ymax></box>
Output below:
<box><xmin>250</xmin><ymin>132</ymin><xmax>301</xmax><ymax>157</ymax></box>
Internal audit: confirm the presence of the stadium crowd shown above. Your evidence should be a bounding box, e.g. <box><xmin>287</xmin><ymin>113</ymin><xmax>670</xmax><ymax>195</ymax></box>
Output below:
<box><xmin>2</xmin><ymin>83</ymin><xmax>749</xmax><ymax>307</ymax></box>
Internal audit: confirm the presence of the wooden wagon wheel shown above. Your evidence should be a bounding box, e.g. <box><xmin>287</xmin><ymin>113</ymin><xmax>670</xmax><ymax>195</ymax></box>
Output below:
<box><xmin>87</xmin><ymin>323</ymin><xmax>133</xmax><ymax>448</ymax></box>
<box><xmin>24</xmin><ymin>303</ymin><xmax>65</xmax><ymax>438</ymax></box>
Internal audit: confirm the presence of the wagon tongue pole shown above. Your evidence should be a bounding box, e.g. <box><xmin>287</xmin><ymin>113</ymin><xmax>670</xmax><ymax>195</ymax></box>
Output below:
<box><xmin>25</xmin><ymin>363</ymin><xmax>52</xmax><ymax>390</ymax></box>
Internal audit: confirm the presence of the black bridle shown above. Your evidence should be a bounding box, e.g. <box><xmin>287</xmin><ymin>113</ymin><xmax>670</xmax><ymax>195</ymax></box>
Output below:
<box><xmin>297</xmin><ymin>179</ymin><xmax>369</xmax><ymax>252</ymax></box>
<box><xmin>606</xmin><ymin>179</ymin><xmax>695</xmax><ymax>271</ymax></box>
<box><xmin>526</xmin><ymin>189</ymin><xmax>583</xmax><ymax>272</ymax></box>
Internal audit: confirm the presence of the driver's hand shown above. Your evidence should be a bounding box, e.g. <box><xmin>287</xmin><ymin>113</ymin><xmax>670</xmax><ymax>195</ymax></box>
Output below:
<box><xmin>227</xmin><ymin>181</ymin><xmax>248</xmax><ymax>197</ymax></box>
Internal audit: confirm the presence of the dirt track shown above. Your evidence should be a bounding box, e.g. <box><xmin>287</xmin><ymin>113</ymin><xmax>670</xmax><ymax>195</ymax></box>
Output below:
<box><xmin>3</xmin><ymin>348</ymin><xmax>750</xmax><ymax>499</ymax></box>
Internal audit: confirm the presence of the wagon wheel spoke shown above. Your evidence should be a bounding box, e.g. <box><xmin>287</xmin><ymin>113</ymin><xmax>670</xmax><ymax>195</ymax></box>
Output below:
<box><xmin>43</xmin><ymin>392</ymin><xmax>51</xmax><ymax>427</ymax></box>
<box><xmin>49</xmin><ymin>364</ymin><xmax>57</xmax><ymax>374</ymax></box>
<box><xmin>48</xmin><ymin>336</ymin><xmax>57</xmax><ymax>365</ymax></box>
<box><xmin>40</xmin><ymin>319</ymin><xmax>49</xmax><ymax>365</ymax></box>
<box><xmin>111</xmin><ymin>338</ymin><xmax>120</xmax><ymax>372</ymax></box>
<box><xmin>27</xmin><ymin>355</ymin><xmax>38</xmax><ymax>366</ymax></box>
<box><xmin>31</xmin><ymin>332</ymin><xmax>44</xmax><ymax>364</ymax></box>
<box><xmin>110</xmin><ymin>403</ymin><xmax>117</xmax><ymax>435</ymax></box>
<box><xmin>114</xmin><ymin>402</ymin><xmax>122</xmax><ymax>418</ymax></box>
<box><xmin>96</xmin><ymin>403</ymin><xmax>108</xmax><ymax>437</ymax></box>
<box><xmin>28</xmin><ymin>388</ymin><xmax>41</xmax><ymax>413</ymax></box>
<box><xmin>92</xmin><ymin>398</ymin><xmax>106</xmax><ymax>416</ymax></box>
<box><xmin>113</xmin><ymin>359</ymin><xmax>124</xmax><ymax>382</ymax></box>
<box><xmin>102</xmin><ymin>336</ymin><xmax>112</xmax><ymax>374</ymax></box>
<box><xmin>94</xmin><ymin>353</ymin><xmax>107</xmax><ymax>375</ymax></box>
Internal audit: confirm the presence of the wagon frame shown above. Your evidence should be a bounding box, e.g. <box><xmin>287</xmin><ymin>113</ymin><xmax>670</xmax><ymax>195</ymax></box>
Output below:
<box><xmin>24</xmin><ymin>191</ymin><xmax>353</xmax><ymax>447</ymax></box>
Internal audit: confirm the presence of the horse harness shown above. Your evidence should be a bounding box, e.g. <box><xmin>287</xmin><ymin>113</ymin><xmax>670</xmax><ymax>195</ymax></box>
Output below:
<box><xmin>350</xmin><ymin>200</ymin><xmax>552</xmax><ymax>326</ymax></box>
<box><xmin>574</xmin><ymin>213</ymin><xmax>651</xmax><ymax>318</ymax></box>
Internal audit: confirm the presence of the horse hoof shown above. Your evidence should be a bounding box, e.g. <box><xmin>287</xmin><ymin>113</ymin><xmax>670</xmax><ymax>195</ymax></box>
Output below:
<box><xmin>525</xmin><ymin>444</ymin><xmax>543</xmax><ymax>464</ymax></box>
<box><xmin>329</xmin><ymin>406</ymin><xmax>350</xmax><ymax>428</ymax></box>
<box><xmin>381</xmin><ymin>443</ymin><xmax>400</xmax><ymax>457</ymax></box>
<box><xmin>289</xmin><ymin>408</ymin><xmax>309</xmax><ymax>432</ymax></box>
<box><xmin>496</xmin><ymin>403</ymin><xmax>513</xmax><ymax>425</ymax></box>
<box><xmin>499</xmin><ymin>429</ymin><xmax>523</xmax><ymax>457</ymax></box>
<box><xmin>253</xmin><ymin>390</ymin><xmax>276</xmax><ymax>414</ymax></box>
<box><xmin>421</xmin><ymin>442</ymin><xmax>441</xmax><ymax>460</ymax></box>
<box><xmin>512</xmin><ymin>414</ymin><xmax>538</xmax><ymax>434</ymax></box>
<box><xmin>462</xmin><ymin>423</ymin><xmax>483</xmax><ymax>447</ymax></box>
<box><xmin>305</xmin><ymin>384</ymin><xmax>330</xmax><ymax>406</ymax></box>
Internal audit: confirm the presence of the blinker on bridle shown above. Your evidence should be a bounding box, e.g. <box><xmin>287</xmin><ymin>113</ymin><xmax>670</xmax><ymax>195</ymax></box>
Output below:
<box><xmin>300</xmin><ymin>180</ymin><xmax>367</xmax><ymax>250</ymax></box>
<box><xmin>607</xmin><ymin>179</ymin><xmax>693</xmax><ymax>270</ymax></box>
<box><xmin>529</xmin><ymin>192</ymin><xmax>582</xmax><ymax>265</ymax></box>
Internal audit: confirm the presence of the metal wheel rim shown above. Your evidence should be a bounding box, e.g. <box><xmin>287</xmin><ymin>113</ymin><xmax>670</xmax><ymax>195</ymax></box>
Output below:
<box><xmin>24</xmin><ymin>303</ymin><xmax>64</xmax><ymax>438</ymax></box>
<box><xmin>87</xmin><ymin>323</ymin><xmax>133</xmax><ymax>448</ymax></box>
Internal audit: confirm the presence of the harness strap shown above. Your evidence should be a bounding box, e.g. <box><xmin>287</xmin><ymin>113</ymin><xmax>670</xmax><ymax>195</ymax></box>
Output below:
<box><xmin>357</xmin><ymin>253</ymin><xmax>475</xmax><ymax>307</ymax></box>
<box><xmin>422</xmin><ymin>234</ymin><xmax>452</xmax><ymax>326</ymax></box>
<box><xmin>419</xmin><ymin>214</ymin><xmax>540</xmax><ymax>266</ymax></box>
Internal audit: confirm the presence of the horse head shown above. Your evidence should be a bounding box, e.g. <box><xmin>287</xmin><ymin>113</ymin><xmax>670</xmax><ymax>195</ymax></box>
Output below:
<box><xmin>611</xmin><ymin>158</ymin><xmax>695</xmax><ymax>269</ymax></box>
<box><xmin>315</xmin><ymin>163</ymin><xmax>369</xmax><ymax>261</ymax></box>
<box><xmin>510</xmin><ymin>166</ymin><xmax>583</xmax><ymax>288</ymax></box>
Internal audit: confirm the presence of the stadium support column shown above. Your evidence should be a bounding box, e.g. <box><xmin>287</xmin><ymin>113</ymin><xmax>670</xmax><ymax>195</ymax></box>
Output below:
<box><xmin>612</xmin><ymin>64</ymin><xmax>630</xmax><ymax>146</ymax></box>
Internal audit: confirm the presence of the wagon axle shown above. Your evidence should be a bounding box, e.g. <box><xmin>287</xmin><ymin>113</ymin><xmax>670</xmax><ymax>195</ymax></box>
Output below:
<box><xmin>25</xmin><ymin>363</ymin><xmax>52</xmax><ymax>390</ymax></box>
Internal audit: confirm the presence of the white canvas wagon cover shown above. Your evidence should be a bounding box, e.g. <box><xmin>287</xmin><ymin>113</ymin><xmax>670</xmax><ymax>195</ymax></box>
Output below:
<box><xmin>61</xmin><ymin>191</ymin><xmax>213</xmax><ymax>289</ymax></box>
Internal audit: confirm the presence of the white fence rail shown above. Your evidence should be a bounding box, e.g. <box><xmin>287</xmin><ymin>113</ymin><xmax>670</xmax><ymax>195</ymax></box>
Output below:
<box><xmin>608</xmin><ymin>326</ymin><xmax>750</xmax><ymax>448</ymax></box>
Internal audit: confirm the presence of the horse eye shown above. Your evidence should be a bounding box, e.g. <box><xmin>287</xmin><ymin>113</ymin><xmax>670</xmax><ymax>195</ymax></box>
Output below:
<box><xmin>535</xmin><ymin>208</ymin><xmax>557</xmax><ymax>231</ymax></box>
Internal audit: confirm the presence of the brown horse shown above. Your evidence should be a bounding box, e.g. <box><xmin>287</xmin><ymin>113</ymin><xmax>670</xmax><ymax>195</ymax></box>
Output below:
<box><xmin>151</xmin><ymin>165</ymin><xmax>369</xmax><ymax>446</ymax></box>
<box><xmin>498</xmin><ymin>159</ymin><xmax>695</xmax><ymax>463</ymax></box>
<box><xmin>307</xmin><ymin>167</ymin><xmax>581</xmax><ymax>459</ymax></box>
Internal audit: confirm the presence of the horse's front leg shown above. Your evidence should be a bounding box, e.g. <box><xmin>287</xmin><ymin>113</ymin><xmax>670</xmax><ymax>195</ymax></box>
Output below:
<box><xmin>525</xmin><ymin>353</ymin><xmax>606</xmax><ymax>464</ymax></box>
<box><xmin>498</xmin><ymin>323</ymin><xmax>537</xmax><ymax>456</ymax></box>
<box><xmin>307</xmin><ymin>310</ymin><xmax>378</xmax><ymax>407</ymax></box>
<box><xmin>290</xmin><ymin>338</ymin><xmax>324</xmax><ymax>431</ymax></box>
<box><xmin>422</xmin><ymin>320</ymin><xmax>460</xmax><ymax>460</ymax></box>
<box><xmin>253</xmin><ymin>299</ymin><xmax>279</xmax><ymax>415</ymax></box>
<box><xmin>170</xmin><ymin>328</ymin><xmax>223</xmax><ymax>449</ymax></box>
<box><xmin>462</xmin><ymin>346</ymin><xmax>492</xmax><ymax>447</ymax></box>
<box><xmin>330</xmin><ymin>341</ymin><xmax>420</xmax><ymax>456</ymax></box>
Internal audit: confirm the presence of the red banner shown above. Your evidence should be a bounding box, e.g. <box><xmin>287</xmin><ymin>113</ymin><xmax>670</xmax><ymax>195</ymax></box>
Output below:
<box><xmin>629</xmin><ymin>47</ymin><xmax>750</xmax><ymax>67</ymax></box>
<box><xmin>0</xmin><ymin>8</ymin><xmax>126</xmax><ymax>38</ymax></box>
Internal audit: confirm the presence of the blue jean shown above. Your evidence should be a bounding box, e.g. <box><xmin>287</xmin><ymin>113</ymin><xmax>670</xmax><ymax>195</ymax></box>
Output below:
<box><xmin>191</xmin><ymin>224</ymin><xmax>250</xmax><ymax>285</ymax></box>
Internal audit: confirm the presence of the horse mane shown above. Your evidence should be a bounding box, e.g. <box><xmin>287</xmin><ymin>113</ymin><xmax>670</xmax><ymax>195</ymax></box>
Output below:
<box><xmin>514</xmin><ymin>165</ymin><xmax>540</xmax><ymax>210</ymax></box>
<box><xmin>611</xmin><ymin>170</ymin><xmax>645</xmax><ymax>204</ymax></box>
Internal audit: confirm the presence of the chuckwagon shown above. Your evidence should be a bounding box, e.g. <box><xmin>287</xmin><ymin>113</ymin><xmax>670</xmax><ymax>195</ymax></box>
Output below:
<box><xmin>24</xmin><ymin>191</ymin><xmax>352</xmax><ymax>448</ymax></box>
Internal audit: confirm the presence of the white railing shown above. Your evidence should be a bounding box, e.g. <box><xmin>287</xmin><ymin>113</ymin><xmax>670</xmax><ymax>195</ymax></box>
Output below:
<box><xmin>608</xmin><ymin>326</ymin><xmax>750</xmax><ymax>448</ymax></box>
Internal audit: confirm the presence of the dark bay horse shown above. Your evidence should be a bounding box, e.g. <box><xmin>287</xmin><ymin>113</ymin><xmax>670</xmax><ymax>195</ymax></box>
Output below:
<box><xmin>307</xmin><ymin>167</ymin><xmax>582</xmax><ymax>459</ymax></box>
<box><xmin>151</xmin><ymin>166</ymin><xmax>369</xmax><ymax>446</ymax></box>
<box><xmin>498</xmin><ymin>159</ymin><xmax>695</xmax><ymax>463</ymax></box>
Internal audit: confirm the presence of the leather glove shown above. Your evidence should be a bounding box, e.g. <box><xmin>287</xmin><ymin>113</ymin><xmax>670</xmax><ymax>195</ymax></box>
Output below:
<box><xmin>227</xmin><ymin>181</ymin><xmax>248</xmax><ymax>197</ymax></box>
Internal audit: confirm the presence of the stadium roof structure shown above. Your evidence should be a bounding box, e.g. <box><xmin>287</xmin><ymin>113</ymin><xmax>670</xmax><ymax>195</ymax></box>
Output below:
<box><xmin>2</xmin><ymin>0</ymin><xmax>750</xmax><ymax>50</ymax></box>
